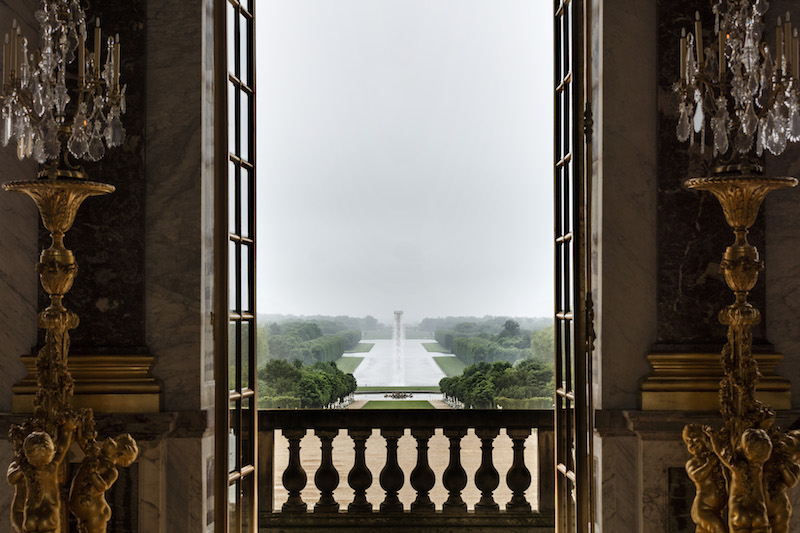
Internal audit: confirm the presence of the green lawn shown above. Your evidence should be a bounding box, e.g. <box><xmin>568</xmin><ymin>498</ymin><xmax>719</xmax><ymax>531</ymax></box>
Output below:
<box><xmin>335</xmin><ymin>357</ymin><xmax>364</xmax><ymax>374</ymax></box>
<box><xmin>421</xmin><ymin>342</ymin><xmax>450</xmax><ymax>353</ymax></box>
<box><xmin>345</xmin><ymin>343</ymin><xmax>374</xmax><ymax>353</ymax></box>
<box><xmin>357</xmin><ymin>386</ymin><xmax>440</xmax><ymax>393</ymax></box>
<box><xmin>433</xmin><ymin>356</ymin><xmax>467</xmax><ymax>377</ymax></box>
<box><xmin>361</xmin><ymin>400</ymin><xmax>435</xmax><ymax>410</ymax></box>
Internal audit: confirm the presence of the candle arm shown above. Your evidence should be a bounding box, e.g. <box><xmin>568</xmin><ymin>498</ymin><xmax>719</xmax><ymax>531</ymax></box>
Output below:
<box><xmin>695</xmin><ymin>13</ymin><xmax>704</xmax><ymax>66</ymax></box>
<box><xmin>94</xmin><ymin>20</ymin><xmax>101</xmax><ymax>80</ymax></box>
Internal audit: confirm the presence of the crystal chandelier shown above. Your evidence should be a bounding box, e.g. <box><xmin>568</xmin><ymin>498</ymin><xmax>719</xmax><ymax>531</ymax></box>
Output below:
<box><xmin>1</xmin><ymin>0</ymin><xmax>125</xmax><ymax>178</ymax></box>
<box><xmin>675</xmin><ymin>0</ymin><xmax>799</xmax><ymax>173</ymax></box>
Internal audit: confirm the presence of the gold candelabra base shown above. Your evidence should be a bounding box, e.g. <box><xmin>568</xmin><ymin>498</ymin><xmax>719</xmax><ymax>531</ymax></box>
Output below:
<box><xmin>680</xmin><ymin>175</ymin><xmax>800</xmax><ymax>533</ymax></box>
<box><xmin>640</xmin><ymin>351</ymin><xmax>791</xmax><ymax>411</ymax></box>
<box><xmin>3</xmin><ymin>177</ymin><xmax>139</xmax><ymax>533</ymax></box>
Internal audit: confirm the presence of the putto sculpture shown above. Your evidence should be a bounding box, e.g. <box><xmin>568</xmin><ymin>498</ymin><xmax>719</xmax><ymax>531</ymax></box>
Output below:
<box><xmin>676</xmin><ymin>1</ymin><xmax>800</xmax><ymax>531</ymax></box>
<box><xmin>1</xmin><ymin>1</ymin><xmax>137</xmax><ymax>531</ymax></box>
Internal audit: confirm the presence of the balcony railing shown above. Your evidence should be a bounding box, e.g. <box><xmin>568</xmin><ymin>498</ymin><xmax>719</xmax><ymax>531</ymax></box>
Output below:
<box><xmin>257</xmin><ymin>409</ymin><xmax>555</xmax><ymax>532</ymax></box>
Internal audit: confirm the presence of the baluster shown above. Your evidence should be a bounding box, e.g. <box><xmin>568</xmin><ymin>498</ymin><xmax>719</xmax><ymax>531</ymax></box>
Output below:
<box><xmin>410</xmin><ymin>427</ymin><xmax>436</xmax><ymax>512</ymax></box>
<box><xmin>442</xmin><ymin>427</ymin><xmax>468</xmax><ymax>514</ymax></box>
<box><xmin>379</xmin><ymin>428</ymin><xmax>404</xmax><ymax>512</ymax></box>
<box><xmin>281</xmin><ymin>428</ymin><xmax>307</xmax><ymax>513</ymax></box>
<box><xmin>313</xmin><ymin>428</ymin><xmax>339</xmax><ymax>513</ymax></box>
<box><xmin>474</xmin><ymin>427</ymin><xmax>500</xmax><ymax>512</ymax></box>
<box><xmin>505</xmin><ymin>427</ymin><xmax>532</xmax><ymax>512</ymax></box>
<box><xmin>347</xmin><ymin>428</ymin><xmax>373</xmax><ymax>513</ymax></box>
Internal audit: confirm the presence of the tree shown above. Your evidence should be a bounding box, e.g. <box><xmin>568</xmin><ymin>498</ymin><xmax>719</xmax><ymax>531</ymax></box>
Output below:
<box><xmin>500</xmin><ymin>319</ymin><xmax>521</xmax><ymax>338</ymax></box>
<box><xmin>530</xmin><ymin>326</ymin><xmax>555</xmax><ymax>361</ymax></box>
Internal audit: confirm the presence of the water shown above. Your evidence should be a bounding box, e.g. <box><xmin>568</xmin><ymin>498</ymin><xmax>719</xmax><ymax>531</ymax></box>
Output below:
<box><xmin>352</xmin><ymin>338</ymin><xmax>447</xmax><ymax>387</ymax></box>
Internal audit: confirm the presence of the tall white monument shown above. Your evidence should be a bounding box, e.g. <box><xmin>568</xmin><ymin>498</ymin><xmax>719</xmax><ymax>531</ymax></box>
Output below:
<box><xmin>392</xmin><ymin>310</ymin><xmax>405</xmax><ymax>386</ymax></box>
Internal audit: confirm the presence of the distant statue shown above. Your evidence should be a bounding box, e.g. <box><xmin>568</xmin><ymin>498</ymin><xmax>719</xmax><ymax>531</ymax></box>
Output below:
<box><xmin>706</xmin><ymin>426</ymin><xmax>772</xmax><ymax>533</ymax></box>
<box><xmin>682</xmin><ymin>424</ymin><xmax>726</xmax><ymax>533</ymax></box>
<box><xmin>69</xmin><ymin>433</ymin><xmax>138</xmax><ymax>533</ymax></box>
<box><xmin>764</xmin><ymin>430</ymin><xmax>800</xmax><ymax>533</ymax></box>
<box><xmin>21</xmin><ymin>419</ymin><xmax>77</xmax><ymax>533</ymax></box>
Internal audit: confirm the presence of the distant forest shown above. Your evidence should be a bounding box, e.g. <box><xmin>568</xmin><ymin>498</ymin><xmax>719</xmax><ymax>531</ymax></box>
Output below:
<box><xmin>255</xmin><ymin>314</ymin><xmax>555</xmax><ymax>409</ymax></box>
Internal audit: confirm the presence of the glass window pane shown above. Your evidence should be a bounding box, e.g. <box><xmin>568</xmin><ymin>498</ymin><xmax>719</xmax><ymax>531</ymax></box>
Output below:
<box><xmin>228</xmin><ymin>240</ymin><xmax>238</xmax><ymax>311</ymax></box>
<box><xmin>240</xmin><ymin>321</ymin><xmax>250</xmax><ymax>390</ymax></box>
<box><xmin>228</xmin><ymin>478</ymin><xmax>239</xmax><ymax>529</ymax></box>
<box><xmin>239</xmin><ymin>13</ymin><xmax>250</xmax><ymax>86</ymax></box>
<box><xmin>229</xmin><ymin>401</ymin><xmax>239</xmax><ymax>473</ymax></box>
<box><xmin>228</xmin><ymin>321</ymin><xmax>238</xmax><ymax>392</ymax></box>
<box><xmin>241</xmin><ymin>396</ymin><xmax>253</xmax><ymax>467</ymax></box>
<box><xmin>227</xmin><ymin>1</ymin><xmax>236</xmax><ymax>76</ymax></box>
<box><xmin>228</xmin><ymin>81</ymin><xmax>237</xmax><ymax>155</ymax></box>
<box><xmin>240</xmin><ymin>476</ymin><xmax>253</xmax><ymax>532</ymax></box>
<box><xmin>241</xmin><ymin>243</ymin><xmax>251</xmax><ymax>312</ymax></box>
<box><xmin>228</xmin><ymin>160</ymin><xmax>237</xmax><ymax>235</ymax></box>
<box><xmin>240</xmin><ymin>90</ymin><xmax>251</xmax><ymax>162</ymax></box>
<box><xmin>240</xmin><ymin>167</ymin><xmax>251</xmax><ymax>239</ymax></box>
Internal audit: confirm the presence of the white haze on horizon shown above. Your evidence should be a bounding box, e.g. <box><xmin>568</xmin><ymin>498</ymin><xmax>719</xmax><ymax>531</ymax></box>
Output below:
<box><xmin>256</xmin><ymin>0</ymin><xmax>554</xmax><ymax>326</ymax></box>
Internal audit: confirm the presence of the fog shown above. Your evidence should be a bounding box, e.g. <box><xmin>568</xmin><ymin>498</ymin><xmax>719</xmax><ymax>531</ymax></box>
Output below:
<box><xmin>256</xmin><ymin>0</ymin><xmax>553</xmax><ymax>324</ymax></box>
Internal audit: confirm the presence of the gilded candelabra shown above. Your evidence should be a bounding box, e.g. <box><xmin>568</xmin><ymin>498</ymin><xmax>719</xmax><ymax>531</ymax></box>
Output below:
<box><xmin>675</xmin><ymin>1</ymin><xmax>800</xmax><ymax>532</ymax></box>
<box><xmin>2</xmin><ymin>2</ymin><xmax>137</xmax><ymax>532</ymax></box>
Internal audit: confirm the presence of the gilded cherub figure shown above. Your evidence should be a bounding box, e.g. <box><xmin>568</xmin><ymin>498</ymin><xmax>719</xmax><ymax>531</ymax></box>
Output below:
<box><xmin>706</xmin><ymin>426</ymin><xmax>772</xmax><ymax>533</ymax></box>
<box><xmin>682</xmin><ymin>424</ymin><xmax>726</xmax><ymax>533</ymax></box>
<box><xmin>21</xmin><ymin>418</ymin><xmax>77</xmax><ymax>533</ymax></box>
<box><xmin>7</xmin><ymin>458</ymin><xmax>27</xmax><ymax>533</ymax></box>
<box><xmin>763</xmin><ymin>430</ymin><xmax>800</xmax><ymax>533</ymax></box>
<box><xmin>69</xmin><ymin>433</ymin><xmax>139</xmax><ymax>533</ymax></box>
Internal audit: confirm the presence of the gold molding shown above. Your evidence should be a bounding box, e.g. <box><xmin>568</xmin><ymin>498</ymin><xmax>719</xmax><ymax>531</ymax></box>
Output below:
<box><xmin>640</xmin><ymin>352</ymin><xmax>791</xmax><ymax>411</ymax></box>
<box><xmin>11</xmin><ymin>354</ymin><xmax>162</xmax><ymax>413</ymax></box>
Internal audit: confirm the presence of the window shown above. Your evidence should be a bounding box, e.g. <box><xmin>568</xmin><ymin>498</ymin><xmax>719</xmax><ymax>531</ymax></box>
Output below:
<box><xmin>553</xmin><ymin>0</ymin><xmax>593</xmax><ymax>531</ymax></box>
<box><xmin>215</xmin><ymin>0</ymin><xmax>257</xmax><ymax>530</ymax></box>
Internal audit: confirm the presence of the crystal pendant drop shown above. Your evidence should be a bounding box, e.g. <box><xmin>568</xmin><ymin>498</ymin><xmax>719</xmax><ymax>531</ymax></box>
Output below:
<box><xmin>33</xmin><ymin>138</ymin><xmax>45</xmax><ymax>164</ymax></box>
<box><xmin>693</xmin><ymin>92</ymin><xmax>705</xmax><ymax>133</ymax></box>
<box><xmin>87</xmin><ymin>134</ymin><xmax>105</xmax><ymax>161</ymax></box>
<box><xmin>1</xmin><ymin>108</ymin><xmax>10</xmax><ymax>147</ymax></box>
<box><xmin>790</xmin><ymin>107</ymin><xmax>800</xmax><ymax>142</ymax></box>
<box><xmin>712</xmin><ymin>97</ymin><xmax>730</xmax><ymax>156</ymax></box>
<box><xmin>677</xmin><ymin>102</ymin><xmax>692</xmax><ymax>141</ymax></box>
<box><xmin>743</xmin><ymin>102</ymin><xmax>758</xmax><ymax>135</ymax></box>
<box><xmin>104</xmin><ymin>107</ymin><xmax>125</xmax><ymax>147</ymax></box>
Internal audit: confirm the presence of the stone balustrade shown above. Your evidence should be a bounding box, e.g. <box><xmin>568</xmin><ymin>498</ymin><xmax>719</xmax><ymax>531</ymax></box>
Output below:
<box><xmin>257</xmin><ymin>409</ymin><xmax>555</xmax><ymax>532</ymax></box>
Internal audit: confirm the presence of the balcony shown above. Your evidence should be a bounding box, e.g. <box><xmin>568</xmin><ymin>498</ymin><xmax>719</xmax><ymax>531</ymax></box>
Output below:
<box><xmin>258</xmin><ymin>409</ymin><xmax>555</xmax><ymax>532</ymax></box>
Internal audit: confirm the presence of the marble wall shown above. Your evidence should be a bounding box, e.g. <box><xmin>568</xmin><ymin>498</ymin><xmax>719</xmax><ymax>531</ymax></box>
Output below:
<box><xmin>145</xmin><ymin>0</ymin><xmax>208</xmax><ymax>414</ymax></box>
<box><xmin>765</xmin><ymin>0</ymin><xmax>800</xmax><ymax>409</ymax></box>
<box><xmin>594</xmin><ymin>0</ymin><xmax>658</xmax><ymax>410</ymax></box>
<box><xmin>1</xmin><ymin>0</ymin><xmax>217</xmax><ymax>529</ymax></box>
<box><xmin>0</xmin><ymin>0</ymin><xmax>43</xmax><ymax>413</ymax></box>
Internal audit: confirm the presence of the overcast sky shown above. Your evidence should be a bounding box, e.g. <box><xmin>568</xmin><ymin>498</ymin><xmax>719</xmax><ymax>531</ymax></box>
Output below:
<box><xmin>256</xmin><ymin>0</ymin><xmax>553</xmax><ymax>325</ymax></box>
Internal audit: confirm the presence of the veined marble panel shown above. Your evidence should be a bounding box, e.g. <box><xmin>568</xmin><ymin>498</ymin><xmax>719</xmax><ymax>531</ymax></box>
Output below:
<box><xmin>597</xmin><ymin>0</ymin><xmax>658</xmax><ymax>409</ymax></box>
<box><xmin>762</xmin><ymin>0</ymin><xmax>800</xmax><ymax>409</ymax></box>
<box><xmin>200</xmin><ymin>0</ymin><xmax>216</xmax><ymax>410</ymax></box>
<box><xmin>596</xmin><ymin>434</ymin><xmax>639</xmax><ymax>533</ymax></box>
<box><xmin>145</xmin><ymin>0</ymin><xmax>205</xmax><ymax>411</ymax></box>
<box><xmin>765</xmin><ymin>144</ymin><xmax>800</xmax><ymax>408</ymax></box>
<box><xmin>0</xmin><ymin>1</ymin><xmax>41</xmax><ymax>412</ymax></box>
<box><xmin>166</xmin><ymin>437</ymin><xmax>210</xmax><ymax>532</ymax></box>
<box><xmin>640</xmin><ymin>438</ymin><xmax>688</xmax><ymax>532</ymax></box>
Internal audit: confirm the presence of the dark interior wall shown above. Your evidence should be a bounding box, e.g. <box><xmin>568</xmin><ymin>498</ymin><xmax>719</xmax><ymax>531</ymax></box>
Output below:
<box><xmin>36</xmin><ymin>1</ymin><xmax>148</xmax><ymax>355</ymax></box>
<box><xmin>655</xmin><ymin>0</ymin><xmax>766</xmax><ymax>349</ymax></box>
